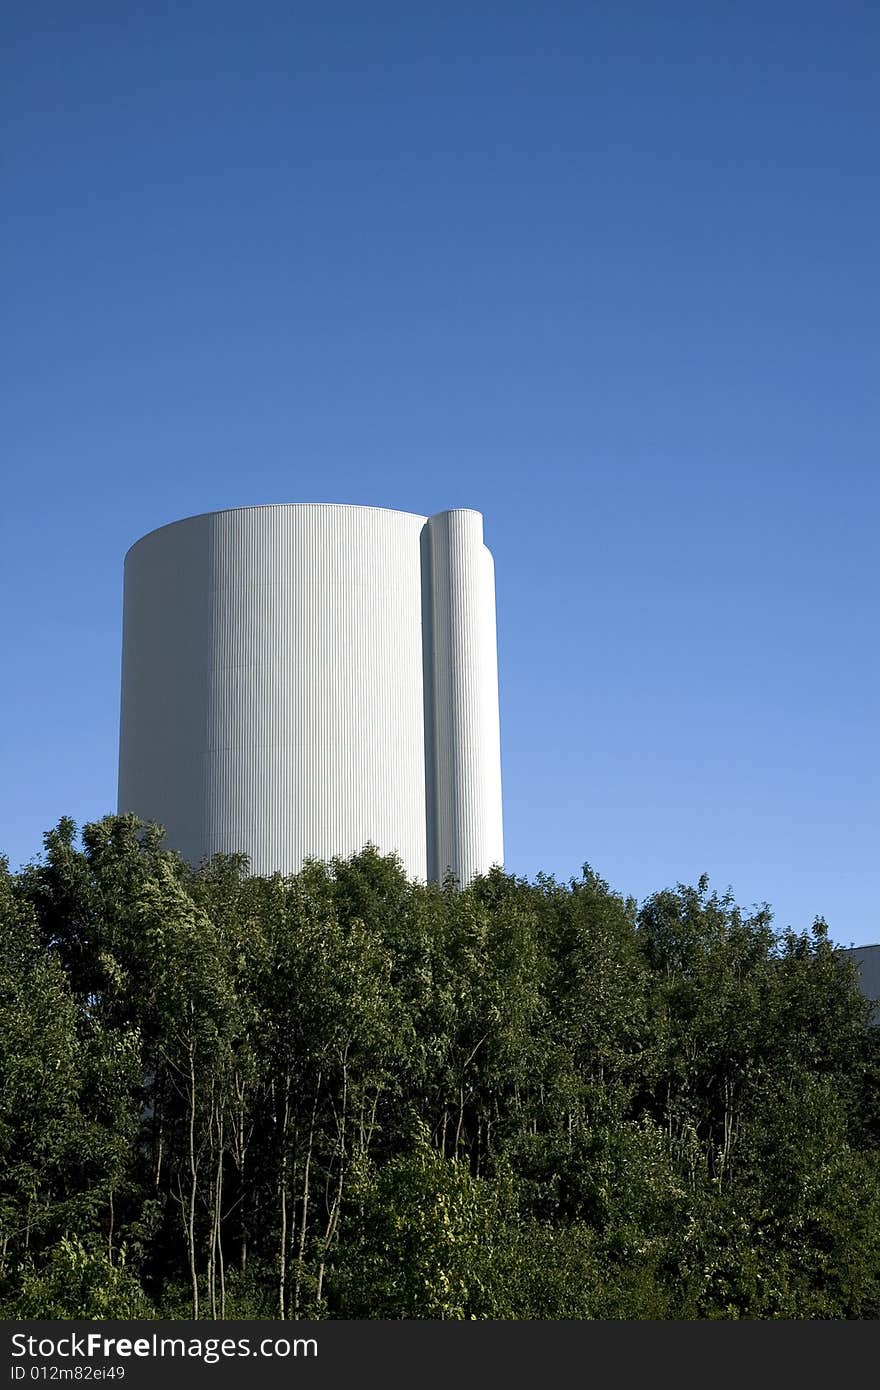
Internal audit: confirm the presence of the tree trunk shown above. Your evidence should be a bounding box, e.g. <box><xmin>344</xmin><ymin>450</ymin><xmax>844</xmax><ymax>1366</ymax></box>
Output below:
<box><xmin>294</xmin><ymin>1073</ymin><xmax>321</xmax><ymax>1318</ymax></box>
<box><xmin>277</xmin><ymin>1076</ymin><xmax>291</xmax><ymax>1319</ymax></box>
<box><xmin>186</xmin><ymin>1038</ymin><xmax>200</xmax><ymax>1320</ymax></box>
<box><xmin>316</xmin><ymin>1049</ymin><xmax>348</xmax><ymax>1308</ymax></box>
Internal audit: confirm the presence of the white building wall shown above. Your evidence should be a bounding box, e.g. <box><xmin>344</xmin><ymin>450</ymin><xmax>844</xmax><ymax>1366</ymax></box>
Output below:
<box><xmin>118</xmin><ymin>503</ymin><xmax>503</xmax><ymax>882</ymax></box>
<box><xmin>425</xmin><ymin>510</ymin><xmax>504</xmax><ymax>883</ymax></box>
<box><xmin>848</xmin><ymin>944</ymin><xmax>880</xmax><ymax>1024</ymax></box>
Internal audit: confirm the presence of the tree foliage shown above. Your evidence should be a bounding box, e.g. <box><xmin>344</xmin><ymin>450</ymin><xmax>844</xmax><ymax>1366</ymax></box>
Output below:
<box><xmin>0</xmin><ymin>821</ymin><xmax>877</xmax><ymax>1319</ymax></box>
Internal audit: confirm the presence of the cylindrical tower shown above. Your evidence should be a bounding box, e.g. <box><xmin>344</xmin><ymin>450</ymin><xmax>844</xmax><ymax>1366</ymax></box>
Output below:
<box><xmin>425</xmin><ymin>510</ymin><xmax>504</xmax><ymax>884</ymax></box>
<box><xmin>118</xmin><ymin>503</ymin><xmax>503</xmax><ymax>882</ymax></box>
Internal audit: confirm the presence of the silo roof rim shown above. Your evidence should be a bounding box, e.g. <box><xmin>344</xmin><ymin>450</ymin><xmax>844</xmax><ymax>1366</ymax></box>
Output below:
<box><xmin>124</xmin><ymin>502</ymin><xmax>485</xmax><ymax>562</ymax></box>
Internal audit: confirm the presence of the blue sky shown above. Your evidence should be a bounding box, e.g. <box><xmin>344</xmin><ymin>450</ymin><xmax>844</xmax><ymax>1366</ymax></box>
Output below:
<box><xmin>2</xmin><ymin>2</ymin><xmax>877</xmax><ymax>944</ymax></box>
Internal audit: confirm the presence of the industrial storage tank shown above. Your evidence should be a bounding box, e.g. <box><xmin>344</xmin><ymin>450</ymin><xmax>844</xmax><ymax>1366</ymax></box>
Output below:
<box><xmin>118</xmin><ymin>504</ymin><xmax>503</xmax><ymax>883</ymax></box>
<box><xmin>848</xmin><ymin>944</ymin><xmax>880</xmax><ymax>1024</ymax></box>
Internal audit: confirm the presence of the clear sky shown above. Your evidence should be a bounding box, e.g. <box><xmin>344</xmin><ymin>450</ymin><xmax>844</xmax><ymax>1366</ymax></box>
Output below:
<box><xmin>2</xmin><ymin>2</ymin><xmax>877</xmax><ymax>945</ymax></box>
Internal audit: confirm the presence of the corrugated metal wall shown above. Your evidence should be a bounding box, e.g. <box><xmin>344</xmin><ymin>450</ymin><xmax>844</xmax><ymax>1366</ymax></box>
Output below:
<box><xmin>848</xmin><ymin>944</ymin><xmax>880</xmax><ymax>1024</ymax></box>
<box><xmin>119</xmin><ymin>503</ymin><xmax>503</xmax><ymax>883</ymax></box>
<box><xmin>425</xmin><ymin>509</ymin><xmax>504</xmax><ymax>883</ymax></box>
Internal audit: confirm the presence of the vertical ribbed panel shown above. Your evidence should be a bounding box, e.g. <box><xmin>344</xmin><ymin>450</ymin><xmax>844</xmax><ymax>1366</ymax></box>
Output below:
<box><xmin>118</xmin><ymin>519</ymin><xmax>215</xmax><ymax>866</ymax></box>
<box><xmin>478</xmin><ymin>543</ymin><xmax>504</xmax><ymax>867</ymax></box>
<box><xmin>118</xmin><ymin>502</ymin><xmax>503</xmax><ymax>883</ymax></box>
<box><xmin>426</xmin><ymin>510</ymin><xmax>504</xmax><ymax>884</ymax></box>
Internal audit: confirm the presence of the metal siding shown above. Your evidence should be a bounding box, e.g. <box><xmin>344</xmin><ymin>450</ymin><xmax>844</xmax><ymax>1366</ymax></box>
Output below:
<box><xmin>118</xmin><ymin>517</ymin><xmax>215</xmax><ymax>866</ymax></box>
<box><xmin>427</xmin><ymin>510</ymin><xmax>504</xmax><ymax>884</ymax></box>
<box><xmin>119</xmin><ymin>503</ymin><xmax>503</xmax><ymax>882</ymax></box>
<box><xmin>848</xmin><ymin>944</ymin><xmax>880</xmax><ymax>1023</ymax></box>
<box><xmin>479</xmin><ymin>542</ymin><xmax>505</xmax><ymax>868</ymax></box>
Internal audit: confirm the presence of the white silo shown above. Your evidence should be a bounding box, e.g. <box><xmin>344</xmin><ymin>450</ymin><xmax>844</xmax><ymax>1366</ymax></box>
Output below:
<box><xmin>118</xmin><ymin>504</ymin><xmax>503</xmax><ymax>883</ymax></box>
